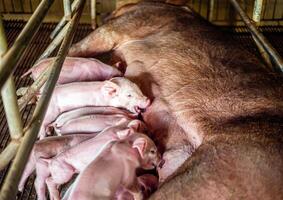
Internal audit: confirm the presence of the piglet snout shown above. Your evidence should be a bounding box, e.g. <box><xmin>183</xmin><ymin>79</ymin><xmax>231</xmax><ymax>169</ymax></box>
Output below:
<box><xmin>137</xmin><ymin>98</ymin><xmax>151</xmax><ymax>113</ymax></box>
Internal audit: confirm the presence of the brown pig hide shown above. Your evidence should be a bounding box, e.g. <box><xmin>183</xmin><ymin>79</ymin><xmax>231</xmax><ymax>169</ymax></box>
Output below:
<box><xmin>68</xmin><ymin>1</ymin><xmax>283</xmax><ymax>199</ymax></box>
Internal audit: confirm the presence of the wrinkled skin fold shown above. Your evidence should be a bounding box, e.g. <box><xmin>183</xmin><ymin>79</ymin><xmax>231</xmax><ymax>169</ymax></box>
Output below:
<box><xmin>68</xmin><ymin>1</ymin><xmax>283</xmax><ymax>199</ymax></box>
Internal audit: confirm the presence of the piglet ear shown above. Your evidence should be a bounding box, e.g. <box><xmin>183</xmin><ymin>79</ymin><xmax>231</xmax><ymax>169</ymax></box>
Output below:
<box><xmin>133</xmin><ymin>138</ymin><xmax>147</xmax><ymax>158</ymax></box>
<box><xmin>127</xmin><ymin>120</ymin><xmax>141</xmax><ymax>131</ymax></box>
<box><xmin>116</xmin><ymin>128</ymin><xmax>131</xmax><ymax>139</ymax></box>
<box><xmin>102</xmin><ymin>81</ymin><xmax>119</xmax><ymax>96</ymax></box>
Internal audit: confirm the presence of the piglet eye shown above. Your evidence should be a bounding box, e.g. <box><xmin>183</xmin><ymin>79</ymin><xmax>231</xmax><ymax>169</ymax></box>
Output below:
<box><xmin>150</xmin><ymin>150</ymin><xmax>156</xmax><ymax>154</ymax></box>
<box><xmin>127</xmin><ymin>94</ymin><xmax>132</xmax><ymax>98</ymax></box>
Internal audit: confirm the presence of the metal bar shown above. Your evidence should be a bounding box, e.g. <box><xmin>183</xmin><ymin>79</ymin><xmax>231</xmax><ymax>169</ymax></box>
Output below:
<box><xmin>272</xmin><ymin>0</ymin><xmax>277</xmax><ymax>20</ymax></box>
<box><xmin>1</xmin><ymin>0</ymin><xmax>7</xmax><ymax>13</ymax></box>
<box><xmin>262</xmin><ymin>0</ymin><xmax>267</xmax><ymax>20</ymax></box>
<box><xmin>0</xmin><ymin>1</ymin><xmax>85</xmax><ymax>199</ymax></box>
<box><xmin>0</xmin><ymin>16</ymin><xmax>23</xmax><ymax>170</ymax></box>
<box><xmin>252</xmin><ymin>0</ymin><xmax>272</xmax><ymax>69</ymax></box>
<box><xmin>19</xmin><ymin>0</ymin><xmax>24</xmax><ymax>12</ymax></box>
<box><xmin>91</xmin><ymin>0</ymin><xmax>96</xmax><ymax>29</ymax></box>
<box><xmin>11</xmin><ymin>0</ymin><xmax>15</xmax><ymax>13</ymax></box>
<box><xmin>0</xmin><ymin>16</ymin><xmax>7</xmax><ymax>54</ymax></box>
<box><xmin>64</xmin><ymin>0</ymin><xmax>72</xmax><ymax>20</ymax></box>
<box><xmin>215</xmin><ymin>0</ymin><xmax>219</xmax><ymax>21</ymax></box>
<box><xmin>229</xmin><ymin>0</ymin><xmax>283</xmax><ymax>72</ymax></box>
<box><xmin>1</xmin><ymin>77</ymin><xmax>23</xmax><ymax>139</ymax></box>
<box><xmin>29</xmin><ymin>0</ymin><xmax>32</xmax><ymax>12</ymax></box>
<box><xmin>18</xmin><ymin>64</ymin><xmax>52</xmax><ymax>111</ymax></box>
<box><xmin>252</xmin><ymin>0</ymin><xmax>263</xmax><ymax>22</ymax></box>
<box><xmin>0</xmin><ymin>0</ymin><xmax>54</xmax><ymax>89</ymax></box>
<box><xmin>38</xmin><ymin>21</ymin><xmax>70</xmax><ymax>61</ymax></box>
<box><xmin>50</xmin><ymin>0</ymin><xmax>82</xmax><ymax>39</ymax></box>
<box><xmin>0</xmin><ymin>140</ymin><xmax>21</xmax><ymax>170</ymax></box>
<box><xmin>208</xmin><ymin>0</ymin><xmax>215</xmax><ymax>22</ymax></box>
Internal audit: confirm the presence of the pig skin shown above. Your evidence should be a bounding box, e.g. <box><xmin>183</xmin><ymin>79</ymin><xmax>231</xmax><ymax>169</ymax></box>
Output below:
<box><xmin>21</xmin><ymin>57</ymin><xmax>122</xmax><ymax>85</ymax></box>
<box><xmin>64</xmin><ymin>134</ymin><xmax>159</xmax><ymax>200</ymax></box>
<box><xmin>68</xmin><ymin>1</ymin><xmax>283</xmax><ymax>199</ymax></box>
<box><xmin>54</xmin><ymin>114</ymin><xmax>131</xmax><ymax>135</ymax></box>
<box><xmin>53</xmin><ymin>106</ymin><xmax>137</xmax><ymax>129</ymax></box>
<box><xmin>44</xmin><ymin>124</ymin><xmax>155</xmax><ymax>200</ymax></box>
<box><xmin>30</xmin><ymin>120</ymin><xmax>144</xmax><ymax>200</ymax></box>
<box><xmin>38</xmin><ymin>77</ymin><xmax>150</xmax><ymax>138</ymax></box>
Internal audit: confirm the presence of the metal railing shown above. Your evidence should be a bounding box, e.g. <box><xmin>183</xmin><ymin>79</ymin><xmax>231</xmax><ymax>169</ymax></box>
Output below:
<box><xmin>187</xmin><ymin>0</ymin><xmax>283</xmax><ymax>26</ymax></box>
<box><xmin>229</xmin><ymin>0</ymin><xmax>283</xmax><ymax>72</ymax></box>
<box><xmin>0</xmin><ymin>0</ymin><xmax>86</xmax><ymax>199</ymax></box>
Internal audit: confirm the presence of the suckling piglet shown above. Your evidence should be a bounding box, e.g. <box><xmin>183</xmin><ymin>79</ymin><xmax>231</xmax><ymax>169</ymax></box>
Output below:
<box><xmin>36</xmin><ymin>120</ymin><xmax>145</xmax><ymax>200</ymax></box>
<box><xmin>64</xmin><ymin>133</ymin><xmax>160</xmax><ymax>200</ymax></box>
<box><xmin>54</xmin><ymin>114</ymin><xmax>131</xmax><ymax>135</ymax></box>
<box><xmin>38</xmin><ymin>77</ymin><xmax>150</xmax><ymax>138</ymax></box>
<box><xmin>53</xmin><ymin>106</ymin><xmax>137</xmax><ymax>129</ymax></box>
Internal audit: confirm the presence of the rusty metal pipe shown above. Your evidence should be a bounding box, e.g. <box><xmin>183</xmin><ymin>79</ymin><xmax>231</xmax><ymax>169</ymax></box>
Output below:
<box><xmin>0</xmin><ymin>0</ymin><xmax>54</xmax><ymax>89</ymax></box>
<box><xmin>0</xmin><ymin>1</ymin><xmax>85</xmax><ymax>199</ymax></box>
<box><xmin>229</xmin><ymin>0</ymin><xmax>283</xmax><ymax>72</ymax></box>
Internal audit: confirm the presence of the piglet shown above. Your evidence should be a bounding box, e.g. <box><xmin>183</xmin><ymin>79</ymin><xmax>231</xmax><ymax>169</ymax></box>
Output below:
<box><xmin>35</xmin><ymin>120</ymin><xmax>145</xmax><ymax>200</ymax></box>
<box><xmin>18</xmin><ymin>133</ymin><xmax>98</xmax><ymax>193</ymax></box>
<box><xmin>21</xmin><ymin>57</ymin><xmax>122</xmax><ymax>84</ymax></box>
<box><xmin>54</xmin><ymin>114</ymin><xmax>147</xmax><ymax>135</ymax></box>
<box><xmin>54</xmin><ymin>114</ymin><xmax>130</xmax><ymax>135</ymax></box>
<box><xmin>37</xmin><ymin>77</ymin><xmax>150</xmax><ymax>138</ymax></box>
<box><xmin>54</xmin><ymin>106</ymin><xmax>137</xmax><ymax>129</ymax></box>
<box><xmin>65</xmin><ymin>133</ymin><xmax>160</xmax><ymax>200</ymax></box>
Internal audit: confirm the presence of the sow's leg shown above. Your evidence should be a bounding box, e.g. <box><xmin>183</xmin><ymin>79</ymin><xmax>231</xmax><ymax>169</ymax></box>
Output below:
<box><xmin>150</xmin><ymin>133</ymin><xmax>283</xmax><ymax>200</ymax></box>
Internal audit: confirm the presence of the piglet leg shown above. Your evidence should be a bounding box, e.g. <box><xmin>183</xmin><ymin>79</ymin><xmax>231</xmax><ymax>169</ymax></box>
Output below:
<box><xmin>18</xmin><ymin>153</ymin><xmax>36</xmax><ymax>192</ymax></box>
<box><xmin>46</xmin><ymin>177</ymin><xmax>60</xmax><ymax>200</ymax></box>
<box><xmin>47</xmin><ymin>160</ymin><xmax>76</xmax><ymax>199</ymax></box>
<box><xmin>34</xmin><ymin>160</ymin><xmax>50</xmax><ymax>200</ymax></box>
